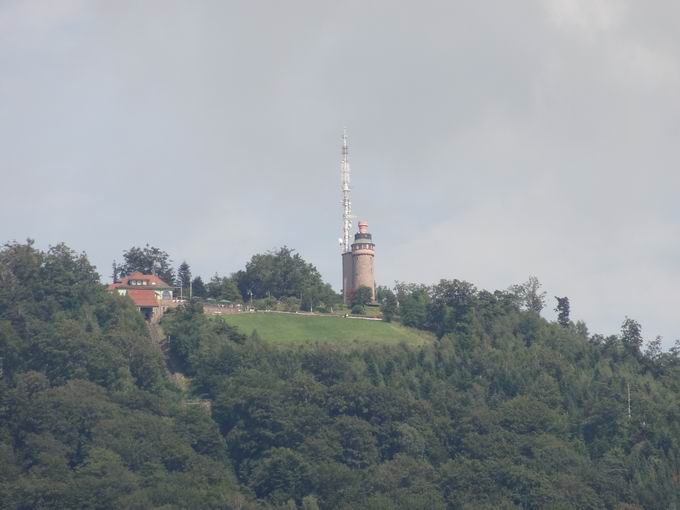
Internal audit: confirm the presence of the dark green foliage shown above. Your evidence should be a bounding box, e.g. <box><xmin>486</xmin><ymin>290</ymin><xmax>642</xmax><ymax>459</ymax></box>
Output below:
<box><xmin>395</xmin><ymin>282</ymin><xmax>431</xmax><ymax>329</ymax></box>
<box><xmin>111</xmin><ymin>259</ymin><xmax>119</xmax><ymax>283</ymax></box>
<box><xmin>191</xmin><ymin>285</ymin><xmax>680</xmax><ymax>509</ymax></box>
<box><xmin>374</xmin><ymin>285</ymin><xmax>391</xmax><ymax>303</ymax></box>
<box><xmin>118</xmin><ymin>244</ymin><xmax>175</xmax><ymax>284</ymax></box>
<box><xmin>191</xmin><ymin>275</ymin><xmax>207</xmax><ymax>298</ymax></box>
<box><xmin>333</xmin><ymin>415</ymin><xmax>379</xmax><ymax>468</ymax></box>
<box><xmin>380</xmin><ymin>289</ymin><xmax>398</xmax><ymax>322</ymax></box>
<box><xmin>350</xmin><ymin>304</ymin><xmax>364</xmax><ymax>315</ymax></box>
<box><xmin>177</xmin><ymin>261</ymin><xmax>191</xmax><ymax>294</ymax></box>
<box><xmin>351</xmin><ymin>286</ymin><xmax>373</xmax><ymax>313</ymax></box>
<box><xmin>235</xmin><ymin>246</ymin><xmax>340</xmax><ymax>309</ymax></box>
<box><xmin>3</xmin><ymin>239</ymin><xmax>680</xmax><ymax>509</ymax></box>
<box><xmin>161</xmin><ymin>300</ymin><xmax>246</xmax><ymax>374</ymax></box>
<box><xmin>207</xmin><ymin>273</ymin><xmax>242</xmax><ymax>302</ymax></box>
<box><xmin>248</xmin><ymin>447</ymin><xmax>311</xmax><ymax>504</ymax></box>
<box><xmin>350</xmin><ymin>286</ymin><xmax>373</xmax><ymax>315</ymax></box>
<box><xmin>621</xmin><ymin>316</ymin><xmax>643</xmax><ymax>355</ymax></box>
<box><xmin>508</xmin><ymin>276</ymin><xmax>547</xmax><ymax>314</ymax></box>
<box><xmin>555</xmin><ymin>296</ymin><xmax>570</xmax><ymax>327</ymax></box>
<box><xmin>427</xmin><ymin>279</ymin><xmax>478</xmax><ymax>337</ymax></box>
<box><xmin>0</xmin><ymin>241</ymin><xmax>161</xmax><ymax>388</ymax></box>
<box><xmin>0</xmin><ymin>241</ymin><xmax>256</xmax><ymax>509</ymax></box>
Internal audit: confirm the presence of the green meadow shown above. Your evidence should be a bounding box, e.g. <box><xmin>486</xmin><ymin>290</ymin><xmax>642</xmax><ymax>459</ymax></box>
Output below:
<box><xmin>222</xmin><ymin>312</ymin><xmax>433</xmax><ymax>347</ymax></box>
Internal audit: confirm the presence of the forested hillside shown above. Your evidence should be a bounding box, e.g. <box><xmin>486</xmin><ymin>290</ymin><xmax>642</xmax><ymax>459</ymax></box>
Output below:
<box><xmin>0</xmin><ymin>242</ymin><xmax>254</xmax><ymax>508</ymax></box>
<box><xmin>2</xmin><ymin>241</ymin><xmax>680</xmax><ymax>509</ymax></box>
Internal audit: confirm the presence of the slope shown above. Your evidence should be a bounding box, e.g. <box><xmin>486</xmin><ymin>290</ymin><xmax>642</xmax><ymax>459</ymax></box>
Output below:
<box><xmin>222</xmin><ymin>312</ymin><xmax>433</xmax><ymax>347</ymax></box>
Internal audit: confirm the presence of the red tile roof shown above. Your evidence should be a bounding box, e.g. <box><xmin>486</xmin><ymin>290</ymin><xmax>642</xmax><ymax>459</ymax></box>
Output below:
<box><xmin>127</xmin><ymin>289</ymin><xmax>161</xmax><ymax>308</ymax></box>
<box><xmin>115</xmin><ymin>272</ymin><xmax>173</xmax><ymax>289</ymax></box>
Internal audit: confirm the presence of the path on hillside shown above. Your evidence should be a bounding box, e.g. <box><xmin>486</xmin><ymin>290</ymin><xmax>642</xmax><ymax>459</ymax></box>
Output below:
<box><xmin>147</xmin><ymin>322</ymin><xmax>183</xmax><ymax>378</ymax></box>
<box><xmin>146</xmin><ymin>322</ymin><xmax>167</xmax><ymax>372</ymax></box>
<box><xmin>147</xmin><ymin>321</ymin><xmax>209</xmax><ymax>410</ymax></box>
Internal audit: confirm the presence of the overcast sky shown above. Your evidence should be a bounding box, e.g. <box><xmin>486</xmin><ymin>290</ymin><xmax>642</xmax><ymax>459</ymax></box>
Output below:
<box><xmin>2</xmin><ymin>0</ymin><xmax>679</xmax><ymax>346</ymax></box>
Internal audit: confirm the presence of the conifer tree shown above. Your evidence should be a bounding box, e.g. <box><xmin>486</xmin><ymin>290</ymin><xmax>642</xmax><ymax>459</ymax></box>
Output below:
<box><xmin>555</xmin><ymin>296</ymin><xmax>570</xmax><ymax>327</ymax></box>
<box><xmin>177</xmin><ymin>261</ymin><xmax>192</xmax><ymax>292</ymax></box>
<box><xmin>191</xmin><ymin>276</ymin><xmax>207</xmax><ymax>298</ymax></box>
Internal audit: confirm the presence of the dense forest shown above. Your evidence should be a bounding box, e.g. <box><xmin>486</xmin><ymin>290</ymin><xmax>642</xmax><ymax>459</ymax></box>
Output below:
<box><xmin>2</xmin><ymin>241</ymin><xmax>680</xmax><ymax>509</ymax></box>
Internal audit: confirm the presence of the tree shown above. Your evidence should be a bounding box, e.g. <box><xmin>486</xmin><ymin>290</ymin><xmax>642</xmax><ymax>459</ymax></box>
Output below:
<box><xmin>351</xmin><ymin>286</ymin><xmax>373</xmax><ymax>314</ymax></box>
<box><xmin>191</xmin><ymin>276</ymin><xmax>207</xmax><ymax>298</ymax></box>
<box><xmin>554</xmin><ymin>296</ymin><xmax>570</xmax><ymax>327</ymax></box>
<box><xmin>177</xmin><ymin>261</ymin><xmax>192</xmax><ymax>294</ymax></box>
<box><xmin>235</xmin><ymin>247</ymin><xmax>334</xmax><ymax>305</ymax></box>
<box><xmin>395</xmin><ymin>284</ymin><xmax>430</xmax><ymax>329</ymax></box>
<box><xmin>375</xmin><ymin>286</ymin><xmax>391</xmax><ymax>303</ymax></box>
<box><xmin>644</xmin><ymin>336</ymin><xmax>663</xmax><ymax>364</ymax></box>
<box><xmin>162</xmin><ymin>300</ymin><xmax>208</xmax><ymax>371</ymax></box>
<box><xmin>381</xmin><ymin>290</ymin><xmax>398</xmax><ymax>323</ymax></box>
<box><xmin>207</xmin><ymin>274</ymin><xmax>242</xmax><ymax>302</ymax></box>
<box><xmin>428</xmin><ymin>279</ymin><xmax>478</xmax><ymax>337</ymax></box>
<box><xmin>301</xmin><ymin>495</ymin><xmax>320</xmax><ymax>510</ymax></box>
<box><xmin>119</xmin><ymin>245</ymin><xmax>175</xmax><ymax>284</ymax></box>
<box><xmin>333</xmin><ymin>416</ymin><xmax>379</xmax><ymax>469</ymax></box>
<box><xmin>508</xmin><ymin>276</ymin><xmax>546</xmax><ymax>314</ymax></box>
<box><xmin>111</xmin><ymin>260</ymin><xmax>120</xmax><ymax>283</ymax></box>
<box><xmin>575</xmin><ymin>320</ymin><xmax>589</xmax><ymax>338</ymax></box>
<box><xmin>248</xmin><ymin>448</ymin><xmax>310</xmax><ymax>505</ymax></box>
<box><xmin>301</xmin><ymin>282</ymin><xmax>339</xmax><ymax>312</ymax></box>
<box><xmin>620</xmin><ymin>316</ymin><xmax>643</xmax><ymax>355</ymax></box>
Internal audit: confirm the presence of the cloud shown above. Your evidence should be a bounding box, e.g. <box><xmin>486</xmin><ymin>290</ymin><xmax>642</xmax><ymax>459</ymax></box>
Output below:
<box><xmin>546</xmin><ymin>0</ymin><xmax>626</xmax><ymax>33</ymax></box>
<box><xmin>1</xmin><ymin>0</ymin><xmax>679</xmax><ymax>346</ymax></box>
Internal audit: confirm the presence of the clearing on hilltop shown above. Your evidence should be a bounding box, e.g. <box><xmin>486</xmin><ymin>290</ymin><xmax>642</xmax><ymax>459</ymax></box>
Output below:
<box><xmin>222</xmin><ymin>312</ymin><xmax>433</xmax><ymax>347</ymax></box>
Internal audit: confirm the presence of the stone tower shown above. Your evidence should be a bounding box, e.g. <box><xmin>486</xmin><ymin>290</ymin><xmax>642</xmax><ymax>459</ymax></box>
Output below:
<box><xmin>350</xmin><ymin>221</ymin><xmax>376</xmax><ymax>302</ymax></box>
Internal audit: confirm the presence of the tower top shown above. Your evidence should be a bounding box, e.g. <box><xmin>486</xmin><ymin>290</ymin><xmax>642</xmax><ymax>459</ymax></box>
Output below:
<box><xmin>358</xmin><ymin>221</ymin><xmax>369</xmax><ymax>234</ymax></box>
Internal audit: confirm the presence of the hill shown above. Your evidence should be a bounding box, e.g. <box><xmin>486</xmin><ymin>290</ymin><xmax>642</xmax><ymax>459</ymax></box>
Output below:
<box><xmin>221</xmin><ymin>312</ymin><xmax>433</xmax><ymax>347</ymax></box>
<box><xmin>0</xmin><ymin>242</ymin><xmax>251</xmax><ymax>509</ymax></box>
<box><xmin>4</xmin><ymin>240</ymin><xmax>680</xmax><ymax>509</ymax></box>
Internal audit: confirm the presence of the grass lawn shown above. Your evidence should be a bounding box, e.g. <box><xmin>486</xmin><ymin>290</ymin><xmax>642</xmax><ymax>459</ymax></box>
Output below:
<box><xmin>222</xmin><ymin>312</ymin><xmax>433</xmax><ymax>347</ymax></box>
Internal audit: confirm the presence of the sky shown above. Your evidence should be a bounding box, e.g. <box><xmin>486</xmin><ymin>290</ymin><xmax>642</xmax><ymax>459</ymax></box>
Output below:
<box><xmin>1</xmin><ymin>0</ymin><xmax>680</xmax><ymax>346</ymax></box>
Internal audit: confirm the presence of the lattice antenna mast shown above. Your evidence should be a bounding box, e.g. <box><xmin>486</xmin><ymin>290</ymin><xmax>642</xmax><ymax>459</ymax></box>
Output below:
<box><xmin>340</xmin><ymin>129</ymin><xmax>352</xmax><ymax>253</ymax></box>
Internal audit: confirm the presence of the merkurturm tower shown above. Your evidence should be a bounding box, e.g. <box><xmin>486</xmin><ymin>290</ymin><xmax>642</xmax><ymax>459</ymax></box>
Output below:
<box><xmin>351</xmin><ymin>221</ymin><xmax>376</xmax><ymax>302</ymax></box>
<box><xmin>339</xmin><ymin>131</ymin><xmax>376</xmax><ymax>304</ymax></box>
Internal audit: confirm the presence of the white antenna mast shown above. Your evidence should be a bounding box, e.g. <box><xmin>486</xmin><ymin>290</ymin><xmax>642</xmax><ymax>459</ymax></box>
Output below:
<box><xmin>340</xmin><ymin>128</ymin><xmax>352</xmax><ymax>253</ymax></box>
